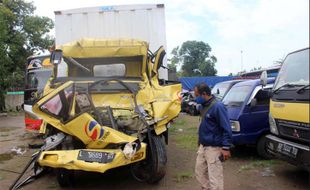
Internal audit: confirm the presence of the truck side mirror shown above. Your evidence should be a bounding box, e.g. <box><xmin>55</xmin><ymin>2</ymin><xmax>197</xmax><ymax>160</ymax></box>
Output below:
<box><xmin>262</xmin><ymin>88</ymin><xmax>273</xmax><ymax>98</ymax></box>
<box><xmin>50</xmin><ymin>49</ymin><xmax>63</xmax><ymax>65</ymax></box>
<box><xmin>216</xmin><ymin>89</ymin><xmax>220</xmax><ymax>94</ymax></box>
<box><xmin>260</xmin><ymin>70</ymin><xmax>268</xmax><ymax>87</ymax></box>
<box><xmin>250</xmin><ymin>98</ymin><xmax>257</xmax><ymax>107</ymax></box>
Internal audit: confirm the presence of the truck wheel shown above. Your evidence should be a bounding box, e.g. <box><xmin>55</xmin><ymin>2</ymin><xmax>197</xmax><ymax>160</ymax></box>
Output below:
<box><xmin>56</xmin><ymin>168</ymin><xmax>75</xmax><ymax>187</ymax></box>
<box><xmin>257</xmin><ymin>135</ymin><xmax>273</xmax><ymax>159</ymax></box>
<box><xmin>131</xmin><ymin>135</ymin><xmax>167</xmax><ymax>184</ymax></box>
<box><xmin>56</xmin><ymin>137</ymin><xmax>75</xmax><ymax>187</ymax></box>
<box><xmin>189</xmin><ymin>105</ymin><xmax>198</xmax><ymax>116</ymax></box>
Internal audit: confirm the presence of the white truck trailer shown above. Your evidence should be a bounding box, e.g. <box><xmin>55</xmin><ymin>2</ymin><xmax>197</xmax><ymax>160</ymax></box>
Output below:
<box><xmin>54</xmin><ymin>4</ymin><xmax>168</xmax><ymax>80</ymax></box>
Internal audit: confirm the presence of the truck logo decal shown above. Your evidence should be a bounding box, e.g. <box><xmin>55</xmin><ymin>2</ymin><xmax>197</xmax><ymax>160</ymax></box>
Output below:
<box><xmin>84</xmin><ymin>120</ymin><xmax>104</xmax><ymax>140</ymax></box>
<box><xmin>274</xmin><ymin>103</ymin><xmax>285</xmax><ymax>108</ymax></box>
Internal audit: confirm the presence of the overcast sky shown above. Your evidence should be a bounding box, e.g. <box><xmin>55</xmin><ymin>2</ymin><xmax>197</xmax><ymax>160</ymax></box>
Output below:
<box><xmin>28</xmin><ymin>0</ymin><xmax>309</xmax><ymax>75</ymax></box>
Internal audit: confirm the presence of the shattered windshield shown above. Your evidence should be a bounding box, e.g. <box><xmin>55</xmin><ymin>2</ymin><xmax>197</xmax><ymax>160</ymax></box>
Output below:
<box><xmin>58</xmin><ymin>56</ymin><xmax>143</xmax><ymax>79</ymax></box>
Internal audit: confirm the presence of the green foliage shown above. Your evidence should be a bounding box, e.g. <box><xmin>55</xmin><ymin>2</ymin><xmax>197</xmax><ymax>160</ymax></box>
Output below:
<box><xmin>238</xmin><ymin>159</ymin><xmax>280</xmax><ymax>173</ymax></box>
<box><xmin>0</xmin><ymin>0</ymin><xmax>54</xmax><ymax>111</ymax></box>
<box><xmin>250</xmin><ymin>66</ymin><xmax>262</xmax><ymax>72</ymax></box>
<box><xmin>171</xmin><ymin>41</ymin><xmax>217</xmax><ymax>77</ymax></box>
<box><xmin>174</xmin><ymin>171</ymin><xmax>193</xmax><ymax>182</ymax></box>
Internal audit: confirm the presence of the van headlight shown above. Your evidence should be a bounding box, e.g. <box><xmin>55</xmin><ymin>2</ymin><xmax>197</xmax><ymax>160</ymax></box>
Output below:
<box><xmin>269</xmin><ymin>113</ymin><xmax>278</xmax><ymax>135</ymax></box>
<box><xmin>230</xmin><ymin>120</ymin><xmax>240</xmax><ymax>132</ymax></box>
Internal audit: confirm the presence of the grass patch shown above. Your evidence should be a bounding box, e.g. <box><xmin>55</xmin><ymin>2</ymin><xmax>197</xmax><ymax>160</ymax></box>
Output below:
<box><xmin>238</xmin><ymin>159</ymin><xmax>280</xmax><ymax>172</ymax></box>
<box><xmin>174</xmin><ymin>171</ymin><xmax>193</xmax><ymax>182</ymax></box>
<box><xmin>170</xmin><ymin>115</ymin><xmax>199</xmax><ymax>151</ymax></box>
<box><xmin>173</xmin><ymin>119</ymin><xmax>187</xmax><ymax>126</ymax></box>
<box><xmin>174</xmin><ymin>134</ymin><xmax>198</xmax><ymax>150</ymax></box>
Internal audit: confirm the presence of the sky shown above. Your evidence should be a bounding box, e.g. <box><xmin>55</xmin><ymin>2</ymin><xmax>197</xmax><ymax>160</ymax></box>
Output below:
<box><xmin>28</xmin><ymin>0</ymin><xmax>309</xmax><ymax>75</ymax></box>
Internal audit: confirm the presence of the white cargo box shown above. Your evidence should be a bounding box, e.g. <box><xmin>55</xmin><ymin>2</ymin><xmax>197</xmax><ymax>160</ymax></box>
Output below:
<box><xmin>55</xmin><ymin>4</ymin><xmax>168</xmax><ymax>79</ymax></box>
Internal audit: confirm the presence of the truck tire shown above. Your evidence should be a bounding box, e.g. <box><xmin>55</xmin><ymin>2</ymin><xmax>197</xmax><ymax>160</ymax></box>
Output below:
<box><xmin>56</xmin><ymin>137</ymin><xmax>75</xmax><ymax>187</ymax></box>
<box><xmin>131</xmin><ymin>135</ymin><xmax>167</xmax><ymax>184</ymax></box>
<box><xmin>257</xmin><ymin>135</ymin><xmax>273</xmax><ymax>159</ymax></box>
<box><xmin>189</xmin><ymin>105</ymin><xmax>198</xmax><ymax>116</ymax></box>
<box><xmin>56</xmin><ymin>168</ymin><xmax>75</xmax><ymax>187</ymax></box>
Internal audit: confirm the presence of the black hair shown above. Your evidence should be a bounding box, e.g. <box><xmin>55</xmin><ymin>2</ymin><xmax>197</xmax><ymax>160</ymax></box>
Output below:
<box><xmin>197</xmin><ymin>82</ymin><xmax>211</xmax><ymax>96</ymax></box>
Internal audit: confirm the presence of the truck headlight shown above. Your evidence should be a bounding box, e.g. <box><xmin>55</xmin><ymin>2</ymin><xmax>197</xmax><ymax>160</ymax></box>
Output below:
<box><xmin>269</xmin><ymin>113</ymin><xmax>278</xmax><ymax>135</ymax></box>
<box><xmin>230</xmin><ymin>120</ymin><xmax>240</xmax><ymax>132</ymax></box>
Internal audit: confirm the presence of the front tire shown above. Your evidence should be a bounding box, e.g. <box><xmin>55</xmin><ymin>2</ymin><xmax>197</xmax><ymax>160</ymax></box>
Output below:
<box><xmin>131</xmin><ymin>135</ymin><xmax>167</xmax><ymax>184</ymax></box>
<box><xmin>257</xmin><ymin>135</ymin><xmax>273</xmax><ymax>159</ymax></box>
<box><xmin>56</xmin><ymin>168</ymin><xmax>75</xmax><ymax>187</ymax></box>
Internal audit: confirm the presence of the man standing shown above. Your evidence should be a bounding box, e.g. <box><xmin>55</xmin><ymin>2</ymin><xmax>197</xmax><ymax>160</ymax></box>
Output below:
<box><xmin>194</xmin><ymin>82</ymin><xmax>232</xmax><ymax>190</ymax></box>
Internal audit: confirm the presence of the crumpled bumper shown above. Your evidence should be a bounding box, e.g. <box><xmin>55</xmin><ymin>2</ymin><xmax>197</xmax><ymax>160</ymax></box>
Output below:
<box><xmin>38</xmin><ymin>143</ymin><xmax>146</xmax><ymax>173</ymax></box>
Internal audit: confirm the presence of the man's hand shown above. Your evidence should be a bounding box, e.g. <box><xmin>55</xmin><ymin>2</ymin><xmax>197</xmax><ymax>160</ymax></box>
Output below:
<box><xmin>220</xmin><ymin>149</ymin><xmax>231</xmax><ymax>161</ymax></box>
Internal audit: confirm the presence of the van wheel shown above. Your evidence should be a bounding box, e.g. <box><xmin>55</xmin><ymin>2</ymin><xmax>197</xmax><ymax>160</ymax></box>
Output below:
<box><xmin>56</xmin><ymin>168</ymin><xmax>75</xmax><ymax>187</ymax></box>
<box><xmin>131</xmin><ymin>135</ymin><xmax>167</xmax><ymax>184</ymax></box>
<box><xmin>257</xmin><ymin>135</ymin><xmax>273</xmax><ymax>159</ymax></box>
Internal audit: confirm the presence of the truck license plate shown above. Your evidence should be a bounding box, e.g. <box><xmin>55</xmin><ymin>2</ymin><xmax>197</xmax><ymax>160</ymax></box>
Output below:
<box><xmin>77</xmin><ymin>150</ymin><xmax>115</xmax><ymax>163</ymax></box>
<box><xmin>277</xmin><ymin>143</ymin><xmax>298</xmax><ymax>158</ymax></box>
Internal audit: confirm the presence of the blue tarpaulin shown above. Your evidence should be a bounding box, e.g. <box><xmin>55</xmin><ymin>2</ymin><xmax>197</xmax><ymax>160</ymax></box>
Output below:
<box><xmin>179</xmin><ymin>76</ymin><xmax>234</xmax><ymax>91</ymax></box>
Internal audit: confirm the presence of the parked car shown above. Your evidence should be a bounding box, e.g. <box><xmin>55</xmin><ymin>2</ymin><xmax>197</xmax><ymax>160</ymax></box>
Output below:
<box><xmin>180</xmin><ymin>91</ymin><xmax>199</xmax><ymax>116</ymax></box>
<box><xmin>222</xmin><ymin>78</ymin><xmax>275</xmax><ymax>158</ymax></box>
<box><xmin>211</xmin><ymin>80</ymin><xmax>244</xmax><ymax>100</ymax></box>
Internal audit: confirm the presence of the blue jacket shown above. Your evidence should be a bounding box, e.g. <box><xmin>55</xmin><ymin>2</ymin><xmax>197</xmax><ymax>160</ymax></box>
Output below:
<box><xmin>198</xmin><ymin>97</ymin><xmax>232</xmax><ymax>149</ymax></box>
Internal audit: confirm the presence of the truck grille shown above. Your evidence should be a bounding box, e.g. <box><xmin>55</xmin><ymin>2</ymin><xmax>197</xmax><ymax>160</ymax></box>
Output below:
<box><xmin>276</xmin><ymin>119</ymin><xmax>310</xmax><ymax>143</ymax></box>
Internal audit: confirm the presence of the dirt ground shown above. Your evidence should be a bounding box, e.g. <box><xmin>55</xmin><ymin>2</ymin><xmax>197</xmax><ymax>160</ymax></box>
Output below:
<box><xmin>0</xmin><ymin>114</ymin><xmax>309</xmax><ymax>190</ymax></box>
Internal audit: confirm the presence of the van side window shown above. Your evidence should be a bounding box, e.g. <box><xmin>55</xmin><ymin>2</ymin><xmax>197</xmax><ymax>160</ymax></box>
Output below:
<box><xmin>254</xmin><ymin>89</ymin><xmax>270</xmax><ymax>105</ymax></box>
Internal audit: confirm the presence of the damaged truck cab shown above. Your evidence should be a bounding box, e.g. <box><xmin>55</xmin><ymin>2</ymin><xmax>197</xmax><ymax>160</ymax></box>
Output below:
<box><xmin>28</xmin><ymin>39</ymin><xmax>181</xmax><ymax>187</ymax></box>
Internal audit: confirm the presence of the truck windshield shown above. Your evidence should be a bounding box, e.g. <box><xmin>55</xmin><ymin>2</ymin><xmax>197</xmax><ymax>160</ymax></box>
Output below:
<box><xmin>58</xmin><ymin>56</ymin><xmax>143</xmax><ymax>79</ymax></box>
<box><xmin>211</xmin><ymin>82</ymin><xmax>230</xmax><ymax>100</ymax></box>
<box><xmin>274</xmin><ymin>48</ymin><xmax>309</xmax><ymax>90</ymax></box>
<box><xmin>26</xmin><ymin>69</ymin><xmax>52</xmax><ymax>90</ymax></box>
<box><xmin>222</xmin><ymin>85</ymin><xmax>252</xmax><ymax>107</ymax></box>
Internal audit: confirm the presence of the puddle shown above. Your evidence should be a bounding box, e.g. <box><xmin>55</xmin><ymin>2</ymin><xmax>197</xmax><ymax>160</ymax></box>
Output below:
<box><xmin>0</xmin><ymin>153</ymin><xmax>14</xmax><ymax>163</ymax></box>
<box><xmin>0</xmin><ymin>127</ymin><xmax>20</xmax><ymax>132</ymax></box>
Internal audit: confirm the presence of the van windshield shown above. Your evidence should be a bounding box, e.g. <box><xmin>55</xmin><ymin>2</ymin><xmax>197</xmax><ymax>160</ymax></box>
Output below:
<box><xmin>222</xmin><ymin>85</ymin><xmax>252</xmax><ymax>107</ymax></box>
<box><xmin>211</xmin><ymin>83</ymin><xmax>231</xmax><ymax>100</ymax></box>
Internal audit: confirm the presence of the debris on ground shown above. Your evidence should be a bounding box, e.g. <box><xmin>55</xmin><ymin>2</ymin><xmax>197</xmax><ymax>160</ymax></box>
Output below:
<box><xmin>261</xmin><ymin>167</ymin><xmax>276</xmax><ymax>177</ymax></box>
<box><xmin>11</xmin><ymin>147</ymin><xmax>26</xmax><ymax>155</ymax></box>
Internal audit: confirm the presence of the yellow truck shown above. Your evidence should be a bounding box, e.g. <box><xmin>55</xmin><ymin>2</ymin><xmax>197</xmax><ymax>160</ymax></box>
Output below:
<box><xmin>265</xmin><ymin>48</ymin><xmax>309</xmax><ymax>169</ymax></box>
<box><xmin>10</xmin><ymin>39</ymin><xmax>181</xmax><ymax>189</ymax></box>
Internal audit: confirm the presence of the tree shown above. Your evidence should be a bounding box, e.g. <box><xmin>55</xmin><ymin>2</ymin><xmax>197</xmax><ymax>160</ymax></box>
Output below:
<box><xmin>0</xmin><ymin>0</ymin><xmax>54</xmax><ymax>111</ymax></box>
<box><xmin>250</xmin><ymin>66</ymin><xmax>262</xmax><ymax>71</ymax></box>
<box><xmin>170</xmin><ymin>41</ymin><xmax>217</xmax><ymax>77</ymax></box>
<box><xmin>167</xmin><ymin>47</ymin><xmax>179</xmax><ymax>72</ymax></box>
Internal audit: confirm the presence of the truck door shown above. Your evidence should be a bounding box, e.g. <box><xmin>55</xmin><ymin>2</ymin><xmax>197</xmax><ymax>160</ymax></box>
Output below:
<box><xmin>149</xmin><ymin>47</ymin><xmax>182</xmax><ymax>135</ymax></box>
